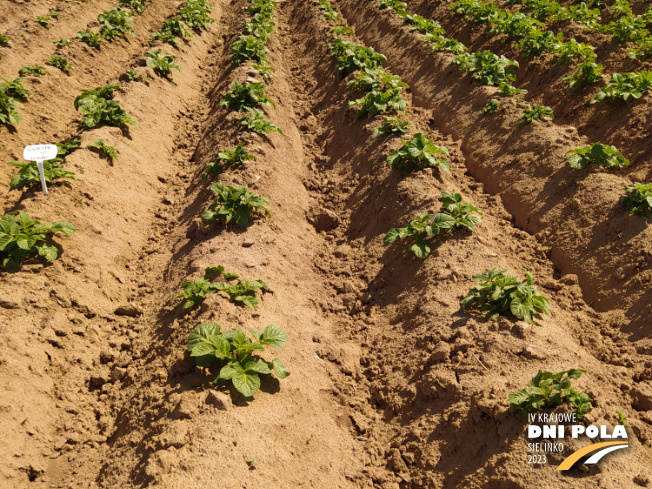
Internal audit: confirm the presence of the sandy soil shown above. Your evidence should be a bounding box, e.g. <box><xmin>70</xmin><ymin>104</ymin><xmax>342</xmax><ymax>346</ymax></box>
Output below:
<box><xmin>0</xmin><ymin>0</ymin><xmax>650</xmax><ymax>488</ymax></box>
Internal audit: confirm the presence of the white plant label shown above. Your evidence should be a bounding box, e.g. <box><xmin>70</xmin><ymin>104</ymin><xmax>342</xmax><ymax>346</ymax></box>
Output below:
<box><xmin>23</xmin><ymin>144</ymin><xmax>58</xmax><ymax>196</ymax></box>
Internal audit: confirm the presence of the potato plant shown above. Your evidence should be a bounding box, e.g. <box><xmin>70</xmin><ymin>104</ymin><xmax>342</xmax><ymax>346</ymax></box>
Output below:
<box><xmin>482</xmin><ymin>99</ymin><xmax>500</xmax><ymax>114</ymax></box>
<box><xmin>0</xmin><ymin>84</ymin><xmax>22</xmax><ymax>125</ymax></box>
<box><xmin>452</xmin><ymin>51</ymin><xmax>519</xmax><ymax>86</ymax></box>
<box><xmin>509</xmin><ymin>369</ymin><xmax>592</xmax><ymax>419</ymax></box>
<box><xmin>591</xmin><ymin>71</ymin><xmax>652</xmax><ymax>104</ymax></box>
<box><xmin>202</xmin><ymin>183</ymin><xmax>270</xmax><ymax>227</ymax></box>
<box><xmin>180</xmin><ymin>0</ymin><xmax>215</xmax><ymax>31</ymax></box>
<box><xmin>563</xmin><ymin>61</ymin><xmax>604</xmax><ymax>91</ymax></box>
<box><xmin>386</xmin><ymin>132</ymin><xmax>450</xmax><ymax>174</ymax></box>
<box><xmin>1</xmin><ymin>79</ymin><xmax>29</xmax><ymax>100</ymax></box>
<box><xmin>220</xmin><ymin>81</ymin><xmax>275</xmax><ymax>112</ymax></box>
<box><xmin>239</xmin><ymin>108</ymin><xmax>282</xmax><ymax>136</ymax></box>
<box><xmin>146</xmin><ymin>50</ymin><xmax>181</xmax><ymax>78</ymax></box>
<box><xmin>152</xmin><ymin>17</ymin><xmax>192</xmax><ymax>47</ymax></box>
<box><xmin>517</xmin><ymin>104</ymin><xmax>554</xmax><ymax>123</ymax></box>
<box><xmin>0</xmin><ymin>211</ymin><xmax>75</xmax><ymax>269</ymax></box>
<box><xmin>371</xmin><ymin>117</ymin><xmax>409</xmax><ymax>138</ymax></box>
<box><xmin>203</xmin><ymin>142</ymin><xmax>255</xmax><ymax>178</ymax></box>
<box><xmin>460</xmin><ymin>269</ymin><xmax>550</xmax><ymax>324</ymax></box>
<box><xmin>118</xmin><ymin>0</ymin><xmax>149</xmax><ymax>14</ymax></box>
<box><xmin>0</xmin><ymin>33</ymin><xmax>11</xmax><ymax>47</ymax></box>
<box><xmin>187</xmin><ymin>322</ymin><xmax>289</xmax><ymax>398</ymax></box>
<box><xmin>87</xmin><ymin>140</ymin><xmax>118</xmax><ymax>162</ymax></box>
<box><xmin>229</xmin><ymin>36</ymin><xmax>269</xmax><ymax>65</ymax></box>
<box><xmin>77</xmin><ymin>30</ymin><xmax>102</xmax><ymax>48</ymax></box>
<box><xmin>46</xmin><ymin>56</ymin><xmax>74</xmax><ymax>74</ymax></box>
<box><xmin>177</xmin><ymin>266</ymin><xmax>269</xmax><ymax>310</ymax></box>
<box><xmin>99</xmin><ymin>8</ymin><xmax>135</xmax><ymax>41</ymax></box>
<box><xmin>19</xmin><ymin>66</ymin><xmax>46</xmax><ymax>77</ymax></box>
<box><xmin>566</xmin><ymin>143</ymin><xmax>629</xmax><ymax>170</ymax></box>
<box><xmin>621</xmin><ymin>182</ymin><xmax>652</xmax><ymax>216</ymax></box>
<box><xmin>385</xmin><ymin>191</ymin><xmax>482</xmax><ymax>258</ymax></box>
<box><xmin>74</xmin><ymin>83</ymin><xmax>136</xmax><ymax>129</ymax></box>
<box><xmin>8</xmin><ymin>159</ymin><xmax>76</xmax><ymax>191</ymax></box>
<box><xmin>330</xmin><ymin>39</ymin><xmax>386</xmax><ymax>76</ymax></box>
<box><xmin>54</xmin><ymin>39</ymin><xmax>73</xmax><ymax>48</ymax></box>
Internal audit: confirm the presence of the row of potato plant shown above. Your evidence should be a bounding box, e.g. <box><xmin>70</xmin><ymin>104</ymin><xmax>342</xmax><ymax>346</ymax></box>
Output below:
<box><xmin>185</xmin><ymin>0</ymin><xmax>289</xmax><ymax>399</ymax></box>
<box><xmin>369</xmin><ymin>0</ymin><xmax>651</xmax><ymax>215</ymax></box>
<box><xmin>1</xmin><ymin>0</ymin><xmax>222</xmax><ymax>271</ymax></box>
<box><xmin>320</xmin><ymin>0</ymin><xmax>554</xmax><ymax>326</ymax></box>
<box><xmin>327</xmin><ymin>0</ymin><xmax>630</xmax><ymax>421</ymax></box>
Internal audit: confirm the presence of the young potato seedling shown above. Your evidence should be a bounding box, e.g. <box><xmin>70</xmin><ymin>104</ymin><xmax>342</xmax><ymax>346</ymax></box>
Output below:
<box><xmin>220</xmin><ymin>81</ymin><xmax>275</xmax><ymax>112</ymax></box>
<box><xmin>0</xmin><ymin>211</ymin><xmax>75</xmax><ymax>268</ymax></box>
<box><xmin>386</xmin><ymin>132</ymin><xmax>450</xmax><ymax>173</ymax></box>
<box><xmin>46</xmin><ymin>56</ymin><xmax>74</xmax><ymax>74</ymax></box>
<box><xmin>239</xmin><ymin>108</ymin><xmax>283</xmax><ymax>137</ymax></box>
<box><xmin>621</xmin><ymin>182</ymin><xmax>652</xmax><ymax>216</ymax></box>
<box><xmin>19</xmin><ymin>66</ymin><xmax>46</xmax><ymax>77</ymax></box>
<box><xmin>202</xmin><ymin>183</ymin><xmax>271</xmax><ymax>227</ymax></box>
<box><xmin>187</xmin><ymin>322</ymin><xmax>289</xmax><ymax>398</ymax></box>
<box><xmin>509</xmin><ymin>369</ymin><xmax>592</xmax><ymax>420</ymax></box>
<box><xmin>77</xmin><ymin>30</ymin><xmax>102</xmax><ymax>49</ymax></box>
<box><xmin>203</xmin><ymin>142</ymin><xmax>255</xmax><ymax>177</ymax></box>
<box><xmin>146</xmin><ymin>50</ymin><xmax>182</xmax><ymax>78</ymax></box>
<box><xmin>566</xmin><ymin>143</ymin><xmax>629</xmax><ymax>170</ymax></box>
<box><xmin>460</xmin><ymin>268</ymin><xmax>551</xmax><ymax>324</ymax></box>
<box><xmin>385</xmin><ymin>191</ymin><xmax>482</xmax><ymax>258</ymax></box>
<box><xmin>8</xmin><ymin>159</ymin><xmax>76</xmax><ymax>191</ymax></box>
<box><xmin>87</xmin><ymin>140</ymin><xmax>118</xmax><ymax>163</ymax></box>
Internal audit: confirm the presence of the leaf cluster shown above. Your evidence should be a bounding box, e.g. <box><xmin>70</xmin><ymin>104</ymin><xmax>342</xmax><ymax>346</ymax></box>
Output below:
<box><xmin>54</xmin><ymin>39</ymin><xmax>73</xmax><ymax>48</ymax></box>
<box><xmin>0</xmin><ymin>211</ymin><xmax>75</xmax><ymax>269</ymax></box>
<box><xmin>517</xmin><ymin>104</ymin><xmax>554</xmax><ymax>123</ymax></box>
<box><xmin>46</xmin><ymin>55</ymin><xmax>73</xmax><ymax>73</ymax></box>
<box><xmin>188</xmin><ymin>322</ymin><xmax>289</xmax><ymax>398</ymax></box>
<box><xmin>180</xmin><ymin>0</ymin><xmax>215</xmax><ymax>31</ymax></box>
<box><xmin>229</xmin><ymin>36</ymin><xmax>269</xmax><ymax>66</ymax></box>
<box><xmin>0</xmin><ymin>34</ymin><xmax>11</xmax><ymax>47</ymax></box>
<box><xmin>591</xmin><ymin>71</ymin><xmax>652</xmax><ymax>104</ymax></box>
<box><xmin>517</xmin><ymin>30</ymin><xmax>563</xmax><ymax>57</ymax></box>
<box><xmin>563</xmin><ymin>61</ymin><xmax>604</xmax><ymax>91</ymax></box>
<box><xmin>77</xmin><ymin>30</ymin><xmax>102</xmax><ymax>48</ymax></box>
<box><xmin>509</xmin><ymin>369</ymin><xmax>592</xmax><ymax>420</ymax></box>
<box><xmin>177</xmin><ymin>265</ymin><xmax>270</xmax><ymax>310</ymax></box>
<box><xmin>8</xmin><ymin>159</ymin><xmax>76</xmax><ymax>191</ymax></box>
<box><xmin>0</xmin><ymin>82</ymin><xmax>22</xmax><ymax>125</ymax></box>
<box><xmin>1</xmin><ymin>78</ymin><xmax>29</xmax><ymax>100</ymax></box>
<box><xmin>152</xmin><ymin>17</ymin><xmax>192</xmax><ymax>47</ymax></box>
<box><xmin>118</xmin><ymin>0</ymin><xmax>150</xmax><ymax>15</ymax></box>
<box><xmin>19</xmin><ymin>66</ymin><xmax>46</xmax><ymax>77</ymax></box>
<box><xmin>203</xmin><ymin>142</ymin><xmax>255</xmax><ymax>178</ymax></box>
<box><xmin>220</xmin><ymin>81</ymin><xmax>275</xmax><ymax>112</ymax></box>
<box><xmin>460</xmin><ymin>268</ymin><xmax>551</xmax><ymax>324</ymax></box>
<box><xmin>318</xmin><ymin>0</ymin><xmax>341</xmax><ymax>21</ymax></box>
<box><xmin>452</xmin><ymin>51</ymin><xmax>519</xmax><ymax>86</ymax></box>
<box><xmin>146</xmin><ymin>50</ymin><xmax>182</xmax><ymax>78</ymax></box>
<box><xmin>404</xmin><ymin>14</ymin><xmax>445</xmax><ymax>36</ymax></box>
<box><xmin>202</xmin><ymin>182</ymin><xmax>270</xmax><ymax>227</ymax></box>
<box><xmin>98</xmin><ymin>8</ymin><xmax>135</xmax><ymax>41</ymax></box>
<box><xmin>87</xmin><ymin>140</ymin><xmax>119</xmax><ymax>162</ymax></box>
<box><xmin>74</xmin><ymin>83</ymin><xmax>137</xmax><ymax>129</ymax></box>
<box><xmin>621</xmin><ymin>182</ymin><xmax>652</xmax><ymax>217</ymax></box>
<box><xmin>384</xmin><ymin>191</ymin><xmax>482</xmax><ymax>258</ymax></box>
<box><xmin>566</xmin><ymin>143</ymin><xmax>629</xmax><ymax>170</ymax></box>
<box><xmin>553</xmin><ymin>39</ymin><xmax>596</xmax><ymax>64</ymax></box>
<box><xmin>330</xmin><ymin>39</ymin><xmax>386</xmax><ymax>76</ymax></box>
<box><xmin>239</xmin><ymin>107</ymin><xmax>282</xmax><ymax>136</ymax></box>
<box><xmin>386</xmin><ymin>132</ymin><xmax>450</xmax><ymax>174</ymax></box>
<box><xmin>481</xmin><ymin>99</ymin><xmax>500</xmax><ymax>113</ymax></box>
<box><xmin>371</xmin><ymin>117</ymin><xmax>409</xmax><ymax>138</ymax></box>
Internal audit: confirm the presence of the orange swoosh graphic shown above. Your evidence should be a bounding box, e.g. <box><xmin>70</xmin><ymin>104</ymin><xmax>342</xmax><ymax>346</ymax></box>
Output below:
<box><xmin>557</xmin><ymin>441</ymin><xmax>629</xmax><ymax>471</ymax></box>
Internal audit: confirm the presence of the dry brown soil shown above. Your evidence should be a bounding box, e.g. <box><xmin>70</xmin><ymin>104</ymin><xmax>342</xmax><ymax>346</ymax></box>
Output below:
<box><xmin>1</xmin><ymin>0</ymin><xmax>651</xmax><ymax>488</ymax></box>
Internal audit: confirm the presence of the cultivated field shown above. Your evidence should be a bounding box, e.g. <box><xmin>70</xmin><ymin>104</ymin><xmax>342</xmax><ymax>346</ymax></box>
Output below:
<box><xmin>1</xmin><ymin>0</ymin><xmax>651</xmax><ymax>487</ymax></box>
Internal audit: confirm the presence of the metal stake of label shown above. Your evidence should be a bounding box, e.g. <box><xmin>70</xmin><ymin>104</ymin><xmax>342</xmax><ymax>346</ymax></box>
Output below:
<box><xmin>36</xmin><ymin>160</ymin><xmax>48</xmax><ymax>195</ymax></box>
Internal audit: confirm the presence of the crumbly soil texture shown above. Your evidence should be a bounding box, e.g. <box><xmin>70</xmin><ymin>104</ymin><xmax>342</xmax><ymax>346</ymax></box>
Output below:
<box><xmin>1</xmin><ymin>0</ymin><xmax>651</xmax><ymax>488</ymax></box>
